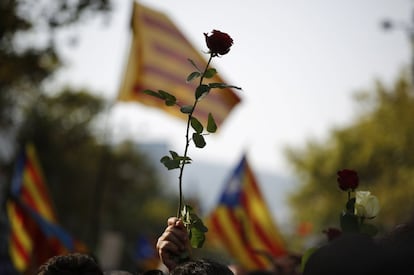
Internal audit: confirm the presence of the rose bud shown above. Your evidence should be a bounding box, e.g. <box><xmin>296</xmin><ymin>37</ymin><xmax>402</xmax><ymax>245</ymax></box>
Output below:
<box><xmin>204</xmin><ymin>30</ymin><xmax>233</xmax><ymax>56</ymax></box>
<box><xmin>337</xmin><ymin>169</ymin><xmax>359</xmax><ymax>191</ymax></box>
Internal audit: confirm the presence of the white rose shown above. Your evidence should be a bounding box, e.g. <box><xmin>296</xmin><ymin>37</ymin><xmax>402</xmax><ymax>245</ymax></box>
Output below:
<box><xmin>355</xmin><ymin>191</ymin><xmax>380</xmax><ymax>219</ymax></box>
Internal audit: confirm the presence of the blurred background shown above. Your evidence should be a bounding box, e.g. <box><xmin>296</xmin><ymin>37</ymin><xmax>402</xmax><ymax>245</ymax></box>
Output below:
<box><xmin>1</xmin><ymin>0</ymin><xmax>413</xmax><ymax>273</ymax></box>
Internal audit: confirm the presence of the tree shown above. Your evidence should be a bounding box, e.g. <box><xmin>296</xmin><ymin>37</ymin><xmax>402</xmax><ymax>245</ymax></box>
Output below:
<box><xmin>0</xmin><ymin>0</ymin><xmax>111</xmax><ymax>156</ymax></box>
<box><xmin>286</xmin><ymin>71</ymin><xmax>414</xmax><ymax>238</ymax></box>
<box><xmin>16</xmin><ymin>89</ymin><xmax>178</xmax><ymax>270</ymax></box>
<box><xmin>0</xmin><ymin>1</ymin><xmax>181</xmax><ymax>271</ymax></box>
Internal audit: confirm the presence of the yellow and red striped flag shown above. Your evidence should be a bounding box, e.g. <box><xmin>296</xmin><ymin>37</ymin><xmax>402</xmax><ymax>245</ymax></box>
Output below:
<box><xmin>7</xmin><ymin>144</ymin><xmax>87</xmax><ymax>273</ymax></box>
<box><xmin>206</xmin><ymin>155</ymin><xmax>287</xmax><ymax>270</ymax></box>
<box><xmin>11</xmin><ymin>144</ymin><xmax>56</xmax><ymax>223</ymax></box>
<box><xmin>6</xmin><ymin>200</ymin><xmax>33</xmax><ymax>272</ymax></box>
<box><xmin>117</xmin><ymin>2</ymin><xmax>241</xmax><ymax>127</ymax></box>
<box><xmin>7</xmin><ymin>143</ymin><xmax>56</xmax><ymax>272</ymax></box>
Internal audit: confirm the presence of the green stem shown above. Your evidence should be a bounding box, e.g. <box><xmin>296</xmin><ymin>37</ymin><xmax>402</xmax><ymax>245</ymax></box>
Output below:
<box><xmin>177</xmin><ymin>54</ymin><xmax>214</xmax><ymax>218</ymax></box>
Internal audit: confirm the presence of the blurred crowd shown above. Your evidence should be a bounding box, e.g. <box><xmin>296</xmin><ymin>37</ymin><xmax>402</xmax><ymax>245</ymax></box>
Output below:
<box><xmin>35</xmin><ymin>213</ymin><xmax>414</xmax><ymax>275</ymax></box>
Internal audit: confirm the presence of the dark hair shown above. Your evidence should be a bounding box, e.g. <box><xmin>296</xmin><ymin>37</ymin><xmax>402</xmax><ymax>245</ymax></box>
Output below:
<box><xmin>303</xmin><ymin>233</ymin><xmax>380</xmax><ymax>275</ymax></box>
<box><xmin>246</xmin><ymin>271</ymin><xmax>275</xmax><ymax>275</ymax></box>
<box><xmin>37</xmin><ymin>253</ymin><xmax>103</xmax><ymax>275</ymax></box>
<box><xmin>170</xmin><ymin>258</ymin><xmax>234</xmax><ymax>275</ymax></box>
<box><xmin>141</xmin><ymin>270</ymin><xmax>164</xmax><ymax>275</ymax></box>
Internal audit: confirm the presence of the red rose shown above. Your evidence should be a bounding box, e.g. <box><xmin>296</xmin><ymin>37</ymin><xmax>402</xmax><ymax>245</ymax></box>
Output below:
<box><xmin>322</xmin><ymin>227</ymin><xmax>342</xmax><ymax>241</ymax></box>
<box><xmin>204</xmin><ymin>30</ymin><xmax>233</xmax><ymax>56</ymax></box>
<box><xmin>337</xmin><ymin>169</ymin><xmax>359</xmax><ymax>191</ymax></box>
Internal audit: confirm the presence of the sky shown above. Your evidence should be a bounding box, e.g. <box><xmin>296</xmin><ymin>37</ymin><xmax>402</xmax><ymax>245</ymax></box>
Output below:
<box><xmin>52</xmin><ymin>0</ymin><xmax>412</xmax><ymax>223</ymax></box>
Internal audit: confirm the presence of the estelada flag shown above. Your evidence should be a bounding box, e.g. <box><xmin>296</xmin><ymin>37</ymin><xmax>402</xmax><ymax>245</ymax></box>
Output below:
<box><xmin>117</xmin><ymin>1</ymin><xmax>241</xmax><ymax>127</ymax></box>
<box><xmin>7</xmin><ymin>144</ymin><xmax>87</xmax><ymax>273</ymax></box>
<box><xmin>134</xmin><ymin>235</ymin><xmax>161</xmax><ymax>271</ymax></box>
<box><xmin>206</xmin><ymin>154</ymin><xmax>287</xmax><ymax>270</ymax></box>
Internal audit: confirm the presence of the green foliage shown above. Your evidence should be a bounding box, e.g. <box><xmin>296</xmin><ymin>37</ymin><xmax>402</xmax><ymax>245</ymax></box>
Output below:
<box><xmin>340</xmin><ymin>212</ymin><xmax>359</xmax><ymax>233</ymax></box>
<box><xmin>143</xmin><ymin>89</ymin><xmax>177</xmax><ymax>106</ymax></box>
<box><xmin>190</xmin><ymin>117</ymin><xmax>203</xmax><ymax>133</ymax></box>
<box><xmin>0</xmin><ymin>0</ymin><xmax>111</xmax><ymax>131</ymax></box>
<box><xmin>195</xmin><ymin>84</ymin><xmax>210</xmax><ymax>100</ymax></box>
<box><xmin>208</xmin><ymin>83</ymin><xmax>242</xmax><ymax>90</ymax></box>
<box><xmin>187</xmin><ymin>71</ymin><xmax>201</xmax><ymax>82</ymax></box>
<box><xmin>192</xmin><ymin>133</ymin><xmax>206</xmax><ymax>148</ymax></box>
<box><xmin>286</xmin><ymin>72</ymin><xmax>414</xmax><ymax>236</ymax></box>
<box><xmin>0</xmin><ymin>2</ymin><xmax>183</xmax><ymax>271</ymax></box>
<box><xmin>15</xmin><ymin>90</ymin><xmax>177</xmax><ymax>268</ymax></box>
<box><xmin>180</xmin><ymin>105</ymin><xmax>194</xmax><ymax>114</ymax></box>
<box><xmin>160</xmin><ymin>151</ymin><xmax>191</xmax><ymax>170</ymax></box>
<box><xmin>144</xmin><ymin>55</ymin><xmax>241</xmax><ymax>249</ymax></box>
<box><xmin>207</xmin><ymin>113</ymin><xmax>217</xmax><ymax>133</ymax></box>
<box><xmin>187</xmin><ymin>58</ymin><xmax>201</xmax><ymax>71</ymax></box>
<box><xmin>203</xmin><ymin>68</ymin><xmax>217</xmax><ymax>78</ymax></box>
<box><xmin>181</xmin><ymin>205</ymin><xmax>208</xmax><ymax>248</ymax></box>
<box><xmin>346</xmin><ymin>197</ymin><xmax>356</xmax><ymax>213</ymax></box>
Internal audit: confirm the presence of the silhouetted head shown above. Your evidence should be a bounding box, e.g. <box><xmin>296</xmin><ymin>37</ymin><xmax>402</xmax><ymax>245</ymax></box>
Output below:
<box><xmin>303</xmin><ymin>233</ymin><xmax>380</xmax><ymax>275</ymax></box>
<box><xmin>170</xmin><ymin>258</ymin><xmax>234</xmax><ymax>275</ymax></box>
<box><xmin>37</xmin><ymin>253</ymin><xmax>103</xmax><ymax>275</ymax></box>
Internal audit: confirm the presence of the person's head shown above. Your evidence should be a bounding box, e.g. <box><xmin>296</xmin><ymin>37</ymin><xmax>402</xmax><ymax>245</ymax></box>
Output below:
<box><xmin>103</xmin><ymin>271</ymin><xmax>134</xmax><ymax>275</ymax></box>
<box><xmin>37</xmin><ymin>253</ymin><xmax>103</xmax><ymax>275</ymax></box>
<box><xmin>245</xmin><ymin>271</ymin><xmax>275</xmax><ymax>275</ymax></box>
<box><xmin>170</xmin><ymin>258</ymin><xmax>234</xmax><ymax>275</ymax></box>
<box><xmin>303</xmin><ymin>233</ymin><xmax>380</xmax><ymax>275</ymax></box>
